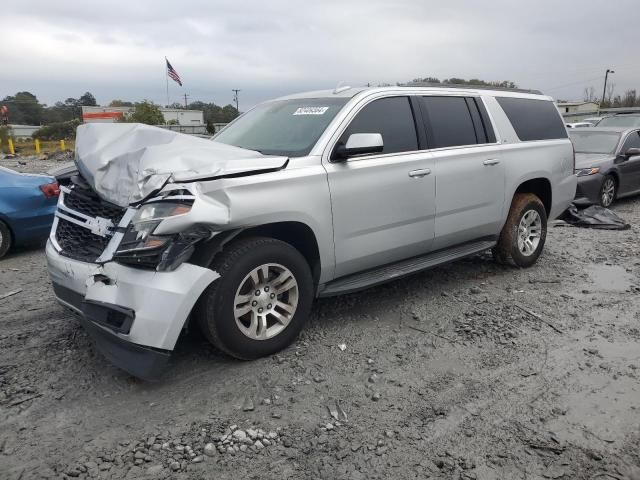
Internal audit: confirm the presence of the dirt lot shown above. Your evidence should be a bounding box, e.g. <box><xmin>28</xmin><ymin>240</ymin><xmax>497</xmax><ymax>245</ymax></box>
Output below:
<box><xmin>1</xmin><ymin>158</ymin><xmax>640</xmax><ymax>480</ymax></box>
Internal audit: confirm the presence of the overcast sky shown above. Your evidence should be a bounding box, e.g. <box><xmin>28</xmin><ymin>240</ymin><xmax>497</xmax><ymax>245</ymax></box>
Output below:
<box><xmin>3</xmin><ymin>0</ymin><xmax>639</xmax><ymax>110</ymax></box>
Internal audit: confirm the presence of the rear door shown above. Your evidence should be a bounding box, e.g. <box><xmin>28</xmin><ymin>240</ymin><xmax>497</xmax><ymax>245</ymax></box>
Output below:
<box><xmin>617</xmin><ymin>130</ymin><xmax>640</xmax><ymax>193</ymax></box>
<box><xmin>418</xmin><ymin>96</ymin><xmax>505</xmax><ymax>249</ymax></box>
<box><xmin>324</xmin><ymin>95</ymin><xmax>436</xmax><ymax>278</ymax></box>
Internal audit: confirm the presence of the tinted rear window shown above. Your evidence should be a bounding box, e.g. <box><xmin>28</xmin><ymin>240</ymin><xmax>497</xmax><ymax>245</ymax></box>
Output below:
<box><xmin>420</xmin><ymin>96</ymin><xmax>478</xmax><ymax>148</ymax></box>
<box><xmin>496</xmin><ymin>97</ymin><xmax>568</xmax><ymax>141</ymax></box>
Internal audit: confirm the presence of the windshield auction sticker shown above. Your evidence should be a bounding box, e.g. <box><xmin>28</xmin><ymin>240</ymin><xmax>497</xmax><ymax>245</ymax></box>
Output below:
<box><xmin>293</xmin><ymin>107</ymin><xmax>329</xmax><ymax>115</ymax></box>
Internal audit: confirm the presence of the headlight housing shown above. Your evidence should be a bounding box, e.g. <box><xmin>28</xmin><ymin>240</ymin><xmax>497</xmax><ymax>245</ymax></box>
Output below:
<box><xmin>575</xmin><ymin>167</ymin><xmax>600</xmax><ymax>177</ymax></box>
<box><xmin>113</xmin><ymin>201</ymin><xmax>210</xmax><ymax>271</ymax></box>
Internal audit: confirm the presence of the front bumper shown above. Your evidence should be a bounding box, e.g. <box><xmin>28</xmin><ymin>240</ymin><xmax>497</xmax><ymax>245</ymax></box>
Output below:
<box><xmin>46</xmin><ymin>241</ymin><xmax>219</xmax><ymax>379</ymax></box>
<box><xmin>574</xmin><ymin>173</ymin><xmax>604</xmax><ymax>206</ymax></box>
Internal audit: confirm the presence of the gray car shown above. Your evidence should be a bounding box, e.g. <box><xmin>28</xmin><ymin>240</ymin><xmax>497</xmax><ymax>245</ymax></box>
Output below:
<box><xmin>596</xmin><ymin>113</ymin><xmax>640</xmax><ymax>128</ymax></box>
<box><xmin>45</xmin><ymin>86</ymin><xmax>576</xmax><ymax>379</ymax></box>
<box><xmin>570</xmin><ymin>127</ymin><xmax>640</xmax><ymax>207</ymax></box>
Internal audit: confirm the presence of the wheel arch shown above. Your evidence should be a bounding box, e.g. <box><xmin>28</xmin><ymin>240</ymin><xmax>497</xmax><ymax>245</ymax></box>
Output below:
<box><xmin>0</xmin><ymin>215</ymin><xmax>15</xmax><ymax>244</ymax></box>
<box><xmin>514</xmin><ymin>177</ymin><xmax>552</xmax><ymax>217</ymax></box>
<box><xmin>190</xmin><ymin>221</ymin><xmax>322</xmax><ymax>289</ymax></box>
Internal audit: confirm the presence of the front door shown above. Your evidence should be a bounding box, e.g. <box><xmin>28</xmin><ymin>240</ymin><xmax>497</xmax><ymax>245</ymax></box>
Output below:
<box><xmin>618</xmin><ymin>130</ymin><xmax>640</xmax><ymax>194</ymax></box>
<box><xmin>324</xmin><ymin>96</ymin><xmax>436</xmax><ymax>278</ymax></box>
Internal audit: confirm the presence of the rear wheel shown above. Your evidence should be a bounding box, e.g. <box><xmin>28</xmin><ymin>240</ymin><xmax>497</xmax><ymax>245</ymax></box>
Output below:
<box><xmin>493</xmin><ymin>193</ymin><xmax>547</xmax><ymax>268</ymax></box>
<box><xmin>194</xmin><ymin>237</ymin><xmax>313</xmax><ymax>359</ymax></box>
<box><xmin>599</xmin><ymin>174</ymin><xmax>616</xmax><ymax>208</ymax></box>
<box><xmin>0</xmin><ymin>221</ymin><xmax>11</xmax><ymax>259</ymax></box>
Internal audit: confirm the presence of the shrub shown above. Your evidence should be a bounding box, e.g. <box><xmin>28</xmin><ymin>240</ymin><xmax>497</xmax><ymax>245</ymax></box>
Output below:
<box><xmin>119</xmin><ymin>101</ymin><xmax>164</xmax><ymax>125</ymax></box>
<box><xmin>33</xmin><ymin>119</ymin><xmax>81</xmax><ymax>140</ymax></box>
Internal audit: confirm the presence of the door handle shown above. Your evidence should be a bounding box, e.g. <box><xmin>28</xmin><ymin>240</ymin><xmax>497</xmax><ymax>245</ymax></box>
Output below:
<box><xmin>408</xmin><ymin>168</ymin><xmax>431</xmax><ymax>178</ymax></box>
<box><xmin>483</xmin><ymin>159</ymin><xmax>500</xmax><ymax>166</ymax></box>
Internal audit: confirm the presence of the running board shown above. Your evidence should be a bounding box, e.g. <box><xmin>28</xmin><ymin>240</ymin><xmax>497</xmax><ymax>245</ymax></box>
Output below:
<box><xmin>318</xmin><ymin>240</ymin><xmax>496</xmax><ymax>297</ymax></box>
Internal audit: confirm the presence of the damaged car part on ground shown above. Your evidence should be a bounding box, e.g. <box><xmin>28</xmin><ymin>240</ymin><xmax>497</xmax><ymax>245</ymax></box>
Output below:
<box><xmin>557</xmin><ymin>203</ymin><xmax>631</xmax><ymax>230</ymax></box>
<box><xmin>46</xmin><ymin>86</ymin><xmax>577</xmax><ymax>379</ymax></box>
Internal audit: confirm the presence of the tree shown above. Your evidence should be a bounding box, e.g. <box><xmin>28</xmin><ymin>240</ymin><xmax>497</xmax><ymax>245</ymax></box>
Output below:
<box><xmin>1</xmin><ymin>92</ymin><xmax>44</xmax><ymax>125</ymax></box>
<box><xmin>187</xmin><ymin>101</ymin><xmax>239</xmax><ymax>124</ymax></box>
<box><xmin>78</xmin><ymin>92</ymin><xmax>97</xmax><ymax>106</ymax></box>
<box><xmin>109</xmin><ymin>100</ymin><xmax>133</xmax><ymax>107</ymax></box>
<box><xmin>413</xmin><ymin>77</ymin><xmax>440</xmax><ymax>84</ymax></box>
<box><xmin>583</xmin><ymin>86</ymin><xmax>596</xmax><ymax>103</ymax></box>
<box><xmin>409</xmin><ymin>77</ymin><xmax>518</xmax><ymax>89</ymax></box>
<box><xmin>119</xmin><ymin>101</ymin><xmax>164</xmax><ymax>125</ymax></box>
<box><xmin>622</xmin><ymin>90</ymin><xmax>637</xmax><ymax>108</ymax></box>
<box><xmin>206</xmin><ymin>121</ymin><xmax>216</xmax><ymax>135</ymax></box>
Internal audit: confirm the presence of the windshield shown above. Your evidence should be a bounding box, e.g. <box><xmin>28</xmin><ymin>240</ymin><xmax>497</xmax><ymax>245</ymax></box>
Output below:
<box><xmin>597</xmin><ymin>116</ymin><xmax>640</xmax><ymax>127</ymax></box>
<box><xmin>213</xmin><ymin>97</ymin><xmax>349</xmax><ymax>157</ymax></box>
<box><xmin>569</xmin><ymin>131</ymin><xmax>620</xmax><ymax>154</ymax></box>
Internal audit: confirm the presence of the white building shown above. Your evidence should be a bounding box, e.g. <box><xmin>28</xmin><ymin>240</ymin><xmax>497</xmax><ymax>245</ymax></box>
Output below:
<box><xmin>556</xmin><ymin>101</ymin><xmax>599</xmax><ymax>115</ymax></box>
<box><xmin>81</xmin><ymin>106</ymin><xmax>204</xmax><ymax>126</ymax></box>
<box><xmin>7</xmin><ymin>124</ymin><xmax>40</xmax><ymax>139</ymax></box>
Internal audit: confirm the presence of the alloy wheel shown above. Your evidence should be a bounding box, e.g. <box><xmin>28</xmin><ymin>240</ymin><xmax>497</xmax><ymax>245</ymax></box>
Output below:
<box><xmin>233</xmin><ymin>263</ymin><xmax>299</xmax><ymax>340</ymax></box>
<box><xmin>517</xmin><ymin>209</ymin><xmax>542</xmax><ymax>257</ymax></box>
<box><xmin>601</xmin><ymin>177</ymin><xmax>615</xmax><ymax>207</ymax></box>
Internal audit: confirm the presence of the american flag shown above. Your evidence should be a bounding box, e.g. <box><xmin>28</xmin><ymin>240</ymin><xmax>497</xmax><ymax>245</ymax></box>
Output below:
<box><xmin>166</xmin><ymin>58</ymin><xmax>182</xmax><ymax>86</ymax></box>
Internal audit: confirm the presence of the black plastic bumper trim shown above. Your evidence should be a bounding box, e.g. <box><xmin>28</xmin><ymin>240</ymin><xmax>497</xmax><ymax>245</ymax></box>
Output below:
<box><xmin>52</xmin><ymin>282</ymin><xmax>170</xmax><ymax>381</ymax></box>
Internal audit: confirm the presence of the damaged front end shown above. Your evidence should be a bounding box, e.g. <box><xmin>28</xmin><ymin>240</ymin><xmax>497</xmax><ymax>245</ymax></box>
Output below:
<box><xmin>46</xmin><ymin>123</ymin><xmax>289</xmax><ymax>379</ymax></box>
<box><xmin>48</xmin><ymin>179</ymin><xmax>220</xmax><ymax>379</ymax></box>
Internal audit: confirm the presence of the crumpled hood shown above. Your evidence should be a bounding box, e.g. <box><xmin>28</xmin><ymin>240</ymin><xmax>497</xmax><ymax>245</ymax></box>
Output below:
<box><xmin>574</xmin><ymin>153</ymin><xmax>615</xmax><ymax>169</ymax></box>
<box><xmin>74</xmin><ymin>123</ymin><xmax>288</xmax><ymax>207</ymax></box>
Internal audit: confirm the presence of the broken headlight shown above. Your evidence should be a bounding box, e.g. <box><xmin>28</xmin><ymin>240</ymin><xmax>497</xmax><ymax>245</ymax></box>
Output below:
<box><xmin>113</xmin><ymin>201</ymin><xmax>209</xmax><ymax>271</ymax></box>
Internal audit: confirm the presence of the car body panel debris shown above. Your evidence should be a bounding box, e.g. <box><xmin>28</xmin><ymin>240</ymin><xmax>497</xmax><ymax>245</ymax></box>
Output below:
<box><xmin>558</xmin><ymin>204</ymin><xmax>630</xmax><ymax>230</ymax></box>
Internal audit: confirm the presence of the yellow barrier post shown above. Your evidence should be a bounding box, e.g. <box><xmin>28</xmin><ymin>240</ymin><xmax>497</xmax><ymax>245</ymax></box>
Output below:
<box><xmin>35</xmin><ymin>138</ymin><xmax>41</xmax><ymax>154</ymax></box>
<box><xmin>8</xmin><ymin>138</ymin><xmax>15</xmax><ymax>155</ymax></box>
<box><xmin>59</xmin><ymin>139</ymin><xmax>66</xmax><ymax>151</ymax></box>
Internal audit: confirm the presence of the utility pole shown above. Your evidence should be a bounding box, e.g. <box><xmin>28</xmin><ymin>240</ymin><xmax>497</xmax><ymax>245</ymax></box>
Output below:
<box><xmin>232</xmin><ymin>89</ymin><xmax>241</xmax><ymax>113</ymax></box>
<box><xmin>183</xmin><ymin>93</ymin><xmax>190</xmax><ymax>109</ymax></box>
<box><xmin>600</xmin><ymin>68</ymin><xmax>615</xmax><ymax>113</ymax></box>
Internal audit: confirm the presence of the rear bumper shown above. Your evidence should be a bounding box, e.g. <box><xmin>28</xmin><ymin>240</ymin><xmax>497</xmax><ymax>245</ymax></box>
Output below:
<box><xmin>46</xmin><ymin>240</ymin><xmax>219</xmax><ymax>379</ymax></box>
<box><xmin>550</xmin><ymin>174</ymin><xmax>578</xmax><ymax>220</ymax></box>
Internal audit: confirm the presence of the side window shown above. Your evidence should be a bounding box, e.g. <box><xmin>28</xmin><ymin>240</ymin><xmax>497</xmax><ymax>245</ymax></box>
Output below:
<box><xmin>338</xmin><ymin>96</ymin><xmax>418</xmax><ymax>155</ymax></box>
<box><xmin>621</xmin><ymin>131</ymin><xmax>640</xmax><ymax>152</ymax></box>
<box><xmin>496</xmin><ymin>97</ymin><xmax>568</xmax><ymax>141</ymax></box>
<box><xmin>420</xmin><ymin>96</ymin><xmax>479</xmax><ymax>148</ymax></box>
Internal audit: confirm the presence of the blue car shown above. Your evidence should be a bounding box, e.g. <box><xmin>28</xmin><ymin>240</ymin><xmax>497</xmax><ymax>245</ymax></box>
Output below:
<box><xmin>0</xmin><ymin>166</ymin><xmax>59</xmax><ymax>258</ymax></box>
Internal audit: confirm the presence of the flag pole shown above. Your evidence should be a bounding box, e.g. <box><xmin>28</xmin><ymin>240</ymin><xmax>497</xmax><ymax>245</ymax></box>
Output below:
<box><xmin>165</xmin><ymin>57</ymin><xmax>169</xmax><ymax>123</ymax></box>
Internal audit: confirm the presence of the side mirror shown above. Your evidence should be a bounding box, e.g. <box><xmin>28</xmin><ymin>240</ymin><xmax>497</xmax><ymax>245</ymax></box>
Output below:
<box><xmin>624</xmin><ymin>147</ymin><xmax>640</xmax><ymax>159</ymax></box>
<box><xmin>333</xmin><ymin>133</ymin><xmax>383</xmax><ymax>160</ymax></box>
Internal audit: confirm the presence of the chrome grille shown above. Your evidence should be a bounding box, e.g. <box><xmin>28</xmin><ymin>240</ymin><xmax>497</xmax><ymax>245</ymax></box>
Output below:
<box><xmin>53</xmin><ymin>181</ymin><xmax>126</xmax><ymax>263</ymax></box>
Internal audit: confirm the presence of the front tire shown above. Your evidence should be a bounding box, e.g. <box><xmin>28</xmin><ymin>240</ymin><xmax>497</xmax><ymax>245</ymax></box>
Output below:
<box><xmin>599</xmin><ymin>174</ymin><xmax>616</xmax><ymax>208</ymax></box>
<box><xmin>0</xmin><ymin>221</ymin><xmax>11</xmax><ymax>259</ymax></box>
<box><xmin>194</xmin><ymin>237</ymin><xmax>313</xmax><ymax>360</ymax></box>
<box><xmin>493</xmin><ymin>193</ymin><xmax>547</xmax><ymax>268</ymax></box>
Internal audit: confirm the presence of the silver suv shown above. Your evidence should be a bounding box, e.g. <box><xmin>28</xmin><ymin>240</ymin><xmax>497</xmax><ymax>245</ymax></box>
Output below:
<box><xmin>46</xmin><ymin>86</ymin><xmax>576</xmax><ymax>379</ymax></box>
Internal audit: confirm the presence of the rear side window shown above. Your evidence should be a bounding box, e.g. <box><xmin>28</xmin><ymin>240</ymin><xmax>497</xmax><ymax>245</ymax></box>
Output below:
<box><xmin>420</xmin><ymin>96</ymin><xmax>478</xmax><ymax>148</ymax></box>
<box><xmin>339</xmin><ymin>96</ymin><xmax>418</xmax><ymax>155</ymax></box>
<box><xmin>621</xmin><ymin>131</ymin><xmax>640</xmax><ymax>151</ymax></box>
<box><xmin>496</xmin><ymin>97</ymin><xmax>568</xmax><ymax>141</ymax></box>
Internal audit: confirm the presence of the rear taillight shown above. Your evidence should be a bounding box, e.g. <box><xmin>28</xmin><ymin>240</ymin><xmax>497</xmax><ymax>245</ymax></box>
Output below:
<box><xmin>40</xmin><ymin>182</ymin><xmax>60</xmax><ymax>198</ymax></box>
<box><xmin>571</xmin><ymin>142</ymin><xmax>576</xmax><ymax>171</ymax></box>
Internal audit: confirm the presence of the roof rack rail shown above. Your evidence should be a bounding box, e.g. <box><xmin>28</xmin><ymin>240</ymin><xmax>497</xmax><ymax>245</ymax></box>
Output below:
<box><xmin>398</xmin><ymin>82</ymin><xmax>542</xmax><ymax>95</ymax></box>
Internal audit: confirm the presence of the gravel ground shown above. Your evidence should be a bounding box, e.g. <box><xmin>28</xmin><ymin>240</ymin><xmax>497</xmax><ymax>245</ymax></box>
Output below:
<box><xmin>1</xmin><ymin>158</ymin><xmax>640</xmax><ymax>479</ymax></box>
